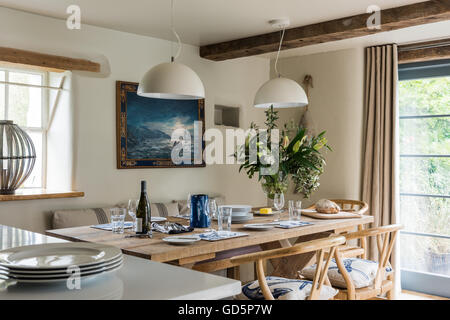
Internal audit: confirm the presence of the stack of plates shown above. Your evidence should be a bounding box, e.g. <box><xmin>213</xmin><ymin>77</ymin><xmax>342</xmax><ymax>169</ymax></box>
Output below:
<box><xmin>217</xmin><ymin>205</ymin><xmax>254</xmax><ymax>223</ymax></box>
<box><xmin>0</xmin><ymin>243</ymin><xmax>123</xmax><ymax>283</ymax></box>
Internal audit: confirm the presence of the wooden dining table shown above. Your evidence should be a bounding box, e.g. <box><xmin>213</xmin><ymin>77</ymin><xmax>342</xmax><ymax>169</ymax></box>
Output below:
<box><xmin>46</xmin><ymin>212</ymin><xmax>373</xmax><ymax>279</ymax></box>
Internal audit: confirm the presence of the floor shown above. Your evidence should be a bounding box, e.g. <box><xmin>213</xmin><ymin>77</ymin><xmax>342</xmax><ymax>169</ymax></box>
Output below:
<box><xmin>400</xmin><ymin>290</ymin><xmax>448</xmax><ymax>300</ymax></box>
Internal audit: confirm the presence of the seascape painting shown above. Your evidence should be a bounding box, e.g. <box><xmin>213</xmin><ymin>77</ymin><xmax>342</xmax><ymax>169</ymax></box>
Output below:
<box><xmin>116</xmin><ymin>81</ymin><xmax>205</xmax><ymax>169</ymax></box>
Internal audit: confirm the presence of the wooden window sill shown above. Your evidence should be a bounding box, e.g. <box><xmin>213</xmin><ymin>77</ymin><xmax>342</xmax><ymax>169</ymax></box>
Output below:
<box><xmin>0</xmin><ymin>189</ymin><xmax>84</xmax><ymax>202</ymax></box>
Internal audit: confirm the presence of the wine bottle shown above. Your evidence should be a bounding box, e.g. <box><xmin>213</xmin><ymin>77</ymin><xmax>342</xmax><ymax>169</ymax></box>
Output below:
<box><xmin>136</xmin><ymin>180</ymin><xmax>151</xmax><ymax>235</ymax></box>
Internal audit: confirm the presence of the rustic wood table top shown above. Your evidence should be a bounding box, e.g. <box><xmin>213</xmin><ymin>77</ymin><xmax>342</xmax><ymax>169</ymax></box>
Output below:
<box><xmin>46</xmin><ymin>213</ymin><xmax>373</xmax><ymax>265</ymax></box>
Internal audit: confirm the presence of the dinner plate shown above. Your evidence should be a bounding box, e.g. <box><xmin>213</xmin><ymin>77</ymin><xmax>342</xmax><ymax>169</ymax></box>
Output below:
<box><xmin>0</xmin><ymin>243</ymin><xmax>122</xmax><ymax>270</ymax></box>
<box><xmin>162</xmin><ymin>235</ymin><xmax>201</xmax><ymax>245</ymax></box>
<box><xmin>0</xmin><ymin>259</ymin><xmax>123</xmax><ymax>279</ymax></box>
<box><xmin>0</xmin><ymin>255</ymin><xmax>123</xmax><ymax>275</ymax></box>
<box><xmin>243</xmin><ymin>224</ymin><xmax>276</xmax><ymax>231</ymax></box>
<box><xmin>0</xmin><ymin>260</ymin><xmax>123</xmax><ymax>283</ymax></box>
<box><xmin>151</xmin><ymin>217</ymin><xmax>167</xmax><ymax>222</ymax></box>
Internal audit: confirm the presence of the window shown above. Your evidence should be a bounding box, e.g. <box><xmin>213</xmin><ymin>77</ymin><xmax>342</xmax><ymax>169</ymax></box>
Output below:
<box><xmin>0</xmin><ymin>67</ymin><xmax>48</xmax><ymax>188</ymax></box>
<box><xmin>398</xmin><ymin>59</ymin><xmax>450</xmax><ymax>297</ymax></box>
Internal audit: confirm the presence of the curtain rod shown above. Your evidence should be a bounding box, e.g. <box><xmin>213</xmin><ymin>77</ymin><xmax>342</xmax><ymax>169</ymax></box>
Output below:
<box><xmin>398</xmin><ymin>39</ymin><xmax>450</xmax><ymax>52</ymax></box>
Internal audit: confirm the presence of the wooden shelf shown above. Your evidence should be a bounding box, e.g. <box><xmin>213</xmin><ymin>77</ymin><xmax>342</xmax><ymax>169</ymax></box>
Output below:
<box><xmin>0</xmin><ymin>189</ymin><xmax>84</xmax><ymax>202</ymax></box>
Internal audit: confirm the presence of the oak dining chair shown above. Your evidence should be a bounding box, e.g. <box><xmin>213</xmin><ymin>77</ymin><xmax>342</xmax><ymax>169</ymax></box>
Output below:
<box><xmin>301</xmin><ymin>224</ymin><xmax>403</xmax><ymax>300</ymax></box>
<box><xmin>307</xmin><ymin>199</ymin><xmax>370</xmax><ymax>259</ymax></box>
<box><xmin>230</xmin><ymin>235</ymin><xmax>347</xmax><ymax>300</ymax></box>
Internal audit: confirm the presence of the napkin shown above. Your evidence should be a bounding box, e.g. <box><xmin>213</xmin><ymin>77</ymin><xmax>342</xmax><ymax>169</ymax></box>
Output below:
<box><xmin>198</xmin><ymin>231</ymin><xmax>248</xmax><ymax>241</ymax></box>
<box><xmin>276</xmin><ymin>221</ymin><xmax>313</xmax><ymax>229</ymax></box>
<box><xmin>151</xmin><ymin>222</ymin><xmax>194</xmax><ymax>234</ymax></box>
<box><xmin>91</xmin><ymin>222</ymin><xmax>134</xmax><ymax>231</ymax></box>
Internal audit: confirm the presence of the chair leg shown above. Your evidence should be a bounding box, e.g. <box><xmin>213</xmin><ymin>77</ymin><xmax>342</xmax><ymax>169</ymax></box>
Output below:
<box><xmin>387</xmin><ymin>272</ymin><xmax>396</xmax><ymax>300</ymax></box>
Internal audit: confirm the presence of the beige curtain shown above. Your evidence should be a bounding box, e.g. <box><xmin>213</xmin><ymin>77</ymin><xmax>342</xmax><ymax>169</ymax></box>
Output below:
<box><xmin>361</xmin><ymin>44</ymin><xmax>400</xmax><ymax>291</ymax></box>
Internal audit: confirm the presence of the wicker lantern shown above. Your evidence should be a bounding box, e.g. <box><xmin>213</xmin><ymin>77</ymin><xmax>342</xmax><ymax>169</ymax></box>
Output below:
<box><xmin>0</xmin><ymin>121</ymin><xmax>36</xmax><ymax>195</ymax></box>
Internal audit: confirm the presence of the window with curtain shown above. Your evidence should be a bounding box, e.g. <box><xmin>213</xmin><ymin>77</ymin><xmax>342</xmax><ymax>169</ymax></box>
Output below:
<box><xmin>0</xmin><ymin>67</ymin><xmax>48</xmax><ymax>188</ymax></box>
<box><xmin>398</xmin><ymin>59</ymin><xmax>450</xmax><ymax>297</ymax></box>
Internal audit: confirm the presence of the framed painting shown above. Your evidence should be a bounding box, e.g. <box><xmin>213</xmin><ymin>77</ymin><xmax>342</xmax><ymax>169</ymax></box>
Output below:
<box><xmin>116</xmin><ymin>81</ymin><xmax>205</xmax><ymax>169</ymax></box>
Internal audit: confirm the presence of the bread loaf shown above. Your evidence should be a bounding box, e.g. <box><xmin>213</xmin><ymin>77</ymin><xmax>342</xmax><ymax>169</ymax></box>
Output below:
<box><xmin>315</xmin><ymin>199</ymin><xmax>340</xmax><ymax>214</ymax></box>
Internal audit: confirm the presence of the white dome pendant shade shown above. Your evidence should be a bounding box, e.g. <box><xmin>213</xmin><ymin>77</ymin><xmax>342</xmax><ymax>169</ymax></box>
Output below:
<box><xmin>254</xmin><ymin>77</ymin><xmax>308</xmax><ymax>108</ymax></box>
<box><xmin>254</xmin><ymin>18</ymin><xmax>308</xmax><ymax>108</ymax></box>
<box><xmin>137</xmin><ymin>62</ymin><xmax>205</xmax><ymax>100</ymax></box>
<box><xmin>137</xmin><ymin>0</ymin><xmax>205</xmax><ymax>100</ymax></box>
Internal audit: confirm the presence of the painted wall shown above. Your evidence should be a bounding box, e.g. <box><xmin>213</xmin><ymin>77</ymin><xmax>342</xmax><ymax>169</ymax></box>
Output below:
<box><xmin>0</xmin><ymin>8</ymin><xmax>271</xmax><ymax>233</ymax></box>
<box><xmin>271</xmin><ymin>48</ymin><xmax>366</xmax><ymax>207</ymax></box>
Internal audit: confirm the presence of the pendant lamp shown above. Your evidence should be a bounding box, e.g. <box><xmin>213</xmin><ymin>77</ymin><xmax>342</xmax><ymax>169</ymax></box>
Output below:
<box><xmin>138</xmin><ymin>0</ymin><xmax>205</xmax><ymax>100</ymax></box>
<box><xmin>254</xmin><ymin>19</ymin><xmax>308</xmax><ymax>108</ymax></box>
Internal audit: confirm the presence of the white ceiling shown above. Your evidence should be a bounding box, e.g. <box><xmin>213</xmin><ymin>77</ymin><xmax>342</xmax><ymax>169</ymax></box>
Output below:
<box><xmin>0</xmin><ymin>0</ymin><xmax>428</xmax><ymax>46</ymax></box>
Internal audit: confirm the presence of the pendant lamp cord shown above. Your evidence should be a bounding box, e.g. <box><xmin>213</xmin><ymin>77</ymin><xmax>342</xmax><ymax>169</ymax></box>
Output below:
<box><xmin>274</xmin><ymin>27</ymin><xmax>285</xmax><ymax>78</ymax></box>
<box><xmin>171</xmin><ymin>0</ymin><xmax>182</xmax><ymax>62</ymax></box>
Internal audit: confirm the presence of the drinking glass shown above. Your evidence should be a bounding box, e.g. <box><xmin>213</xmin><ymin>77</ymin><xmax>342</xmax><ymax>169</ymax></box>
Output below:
<box><xmin>288</xmin><ymin>200</ymin><xmax>295</xmax><ymax>221</ymax></box>
<box><xmin>217</xmin><ymin>207</ymin><xmax>232</xmax><ymax>234</ymax></box>
<box><xmin>128</xmin><ymin>199</ymin><xmax>138</xmax><ymax>231</ymax></box>
<box><xmin>110</xmin><ymin>208</ymin><xmax>126</xmax><ymax>234</ymax></box>
<box><xmin>208</xmin><ymin>199</ymin><xmax>217</xmax><ymax>219</ymax></box>
<box><xmin>273</xmin><ymin>193</ymin><xmax>285</xmax><ymax>222</ymax></box>
<box><xmin>293</xmin><ymin>200</ymin><xmax>302</xmax><ymax>221</ymax></box>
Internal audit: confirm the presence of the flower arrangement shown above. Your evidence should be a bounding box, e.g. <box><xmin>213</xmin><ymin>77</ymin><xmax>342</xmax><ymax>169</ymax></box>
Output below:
<box><xmin>235</xmin><ymin>106</ymin><xmax>331</xmax><ymax>199</ymax></box>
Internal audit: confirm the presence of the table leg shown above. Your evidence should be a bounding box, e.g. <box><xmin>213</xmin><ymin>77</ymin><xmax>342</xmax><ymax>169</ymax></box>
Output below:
<box><xmin>227</xmin><ymin>266</ymin><xmax>240</xmax><ymax>280</ymax></box>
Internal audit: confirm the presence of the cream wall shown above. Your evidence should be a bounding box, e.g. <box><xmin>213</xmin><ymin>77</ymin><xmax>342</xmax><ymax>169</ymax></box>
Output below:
<box><xmin>271</xmin><ymin>48</ymin><xmax>366</xmax><ymax>207</ymax></box>
<box><xmin>0</xmin><ymin>8</ymin><xmax>270</xmax><ymax>233</ymax></box>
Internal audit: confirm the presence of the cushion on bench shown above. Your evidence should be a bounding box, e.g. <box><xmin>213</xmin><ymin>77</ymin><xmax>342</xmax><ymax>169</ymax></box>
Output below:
<box><xmin>236</xmin><ymin>276</ymin><xmax>338</xmax><ymax>300</ymax></box>
<box><xmin>52</xmin><ymin>202</ymin><xmax>180</xmax><ymax>229</ymax></box>
<box><xmin>52</xmin><ymin>208</ymin><xmax>114</xmax><ymax>229</ymax></box>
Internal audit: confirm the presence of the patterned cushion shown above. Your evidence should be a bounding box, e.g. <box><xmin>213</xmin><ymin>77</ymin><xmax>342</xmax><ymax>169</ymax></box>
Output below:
<box><xmin>236</xmin><ymin>276</ymin><xmax>338</xmax><ymax>300</ymax></box>
<box><xmin>150</xmin><ymin>202</ymin><xmax>179</xmax><ymax>217</ymax></box>
<box><xmin>52</xmin><ymin>208</ymin><xmax>115</xmax><ymax>229</ymax></box>
<box><xmin>116</xmin><ymin>202</ymin><xmax>179</xmax><ymax>217</ymax></box>
<box><xmin>301</xmin><ymin>258</ymin><xmax>393</xmax><ymax>289</ymax></box>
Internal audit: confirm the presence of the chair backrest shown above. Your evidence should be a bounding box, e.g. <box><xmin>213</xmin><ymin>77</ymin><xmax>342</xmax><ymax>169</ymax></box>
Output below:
<box><xmin>334</xmin><ymin>224</ymin><xmax>403</xmax><ymax>298</ymax></box>
<box><xmin>307</xmin><ymin>199</ymin><xmax>369</xmax><ymax>215</ymax></box>
<box><xmin>230</xmin><ymin>235</ymin><xmax>346</xmax><ymax>300</ymax></box>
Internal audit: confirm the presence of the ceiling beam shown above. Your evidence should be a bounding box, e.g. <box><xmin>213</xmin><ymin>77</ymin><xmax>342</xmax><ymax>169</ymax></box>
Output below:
<box><xmin>200</xmin><ymin>1</ymin><xmax>450</xmax><ymax>61</ymax></box>
<box><xmin>0</xmin><ymin>47</ymin><xmax>100</xmax><ymax>72</ymax></box>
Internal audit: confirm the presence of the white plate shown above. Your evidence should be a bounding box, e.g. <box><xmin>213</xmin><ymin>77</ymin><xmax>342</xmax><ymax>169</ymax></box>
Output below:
<box><xmin>151</xmin><ymin>217</ymin><xmax>167</xmax><ymax>222</ymax></box>
<box><xmin>162</xmin><ymin>235</ymin><xmax>201</xmax><ymax>245</ymax></box>
<box><xmin>0</xmin><ymin>243</ymin><xmax>122</xmax><ymax>270</ymax></box>
<box><xmin>0</xmin><ymin>255</ymin><xmax>123</xmax><ymax>275</ymax></box>
<box><xmin>0</xmin><ymin>261</ymin><xmax>123</xmax><ymax>283</ymax></box>
<box><xmin>0</xmin><ymin>259</ymin><xmax>123</xmax><ymax>279</ymax></box>
<box><xmin>243</xmin><ymin>224</ymin><xmax>276</xmax><ymax>231</ymax></box>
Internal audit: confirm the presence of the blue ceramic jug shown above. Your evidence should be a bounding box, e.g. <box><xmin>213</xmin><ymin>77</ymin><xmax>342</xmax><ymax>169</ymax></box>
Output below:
<box><xmin>190</xmin><ymin>194</ymin><xmax>210</xmax><ymax>228</ymax></box>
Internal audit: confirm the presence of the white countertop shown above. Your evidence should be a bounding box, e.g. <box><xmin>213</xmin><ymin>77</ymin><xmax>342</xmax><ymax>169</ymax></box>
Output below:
<box><xmin>0</xmin><ymin>225</ymin><xmax>241</xmax><ymax>300</ymax></box>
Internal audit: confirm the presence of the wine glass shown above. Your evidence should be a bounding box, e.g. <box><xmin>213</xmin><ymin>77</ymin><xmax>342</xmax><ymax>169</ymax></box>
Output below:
<box><xmin>273</xmin><ymin>193</ymin><xmax>285</xmax><ymax>222</ymax></box>
<box><xmin>128</xmin><ymin>199</ymin><xmax>138</xmax><ymax>232</ymax></box>
<box><xmin>187</xmin><ymin>193</ymin><xmax>192</xmax><ymax>211</ymax></box>
<box><xmin>208</xmin><ymin>199</ymin><xmax>217</xmax><ymax>219</ymax></box>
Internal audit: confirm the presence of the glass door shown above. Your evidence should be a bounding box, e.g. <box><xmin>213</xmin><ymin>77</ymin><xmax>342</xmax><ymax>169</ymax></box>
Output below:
<box><xmin>398</xmin><ymin>59</ymin><xmax>450</xmax><ymax>298</ymax></box>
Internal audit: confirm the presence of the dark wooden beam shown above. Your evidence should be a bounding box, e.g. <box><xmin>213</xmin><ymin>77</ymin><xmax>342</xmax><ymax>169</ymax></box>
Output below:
<box><xmin>399</xmin><ymin>38</ymin><xmax>450</xmax><ymax>63</ymax></box>
<box><xmin>0</xmin><ymin>47</ymin><xmax>100</xmax><ymax>72</ymax></box>
<box><xmin>200</xmin><ymin>1</ymin><xmax>450</xmax><ymax>61</ymax></box>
